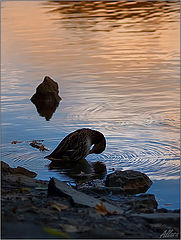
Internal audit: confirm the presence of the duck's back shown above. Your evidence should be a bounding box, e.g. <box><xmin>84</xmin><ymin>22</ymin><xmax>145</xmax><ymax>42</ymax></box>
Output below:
<box><xmin>46</xmin><ymin>129</ymin><xmax>92</xmax><ymax>161</ymax></box>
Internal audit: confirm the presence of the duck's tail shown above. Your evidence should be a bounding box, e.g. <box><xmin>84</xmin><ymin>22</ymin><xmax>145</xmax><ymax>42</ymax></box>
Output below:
<box><xmin>44</xmin><ymin>154</ymin><xmax>56</xmax><ymax>160</ymax></box>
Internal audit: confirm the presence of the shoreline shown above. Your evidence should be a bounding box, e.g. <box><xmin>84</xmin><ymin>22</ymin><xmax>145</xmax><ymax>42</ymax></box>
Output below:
<box><xmin>1</xmin><ymin>161</ymin><xmax>180</xmax><ymax>239</ymax></box>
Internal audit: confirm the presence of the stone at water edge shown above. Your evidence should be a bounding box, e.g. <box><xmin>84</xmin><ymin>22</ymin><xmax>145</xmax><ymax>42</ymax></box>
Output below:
<box><xmin>105</xmin><ymin>170</ymin><xmax>152</xmax><ymax>194</ymax></box>
<box><xmin>92</xmin><ymin>161</ymin><xmax>107</xmax><ymax>174</ymax></box>
<box><xmin>1</xmin><ymin>161</ymin><xmax>37</xmax><ymax>178</ymax></box>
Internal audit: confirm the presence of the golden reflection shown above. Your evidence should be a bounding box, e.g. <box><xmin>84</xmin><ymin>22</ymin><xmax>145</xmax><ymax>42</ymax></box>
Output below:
<box><xmin>48</xmin><ymin>1</ymin><xmax>179</xmax><ymax>21</ymax></box>
<box><xmin>2</xmin><ymin>0</ymin><xmax>179</xmax><ymax>122</ymax></box>
<box><xmin>2</xmin><ymin>0</ymin><xmax>179</xmax><ymax>71</ymax></box>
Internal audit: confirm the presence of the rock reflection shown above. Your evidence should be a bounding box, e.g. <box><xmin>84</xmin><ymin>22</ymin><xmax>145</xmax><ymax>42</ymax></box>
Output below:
<box><xmin>47</xmin><ymin>1</ymin><xmax>179</xmax><ymax>24</ymax></box>
<box><xmin>31</xmin><ymin>76</ymin><xmax>61</xmax><ymax>121</ymax></box>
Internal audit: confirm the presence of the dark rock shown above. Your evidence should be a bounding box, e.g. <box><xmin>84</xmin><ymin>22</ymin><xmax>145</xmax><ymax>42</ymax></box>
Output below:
<box><xmin>131</xmin><ymin>212</ymin><xmax>180</xmax><ymax>227</ymax></box>
<box><xmin>32</xmin><ymin>76</ymin><xmax>61</xmax><ymax>100</ymax></box>
<box><xmin>14</xmin><ymin>166</ymin><xmax>37</xmax><ymax>178</ymax></box>
<box><xmin>1</xmin><ymin>161</ymin><xmax>37</xmax><ymax>178</ymax></box>
<box><xmin>78</xmin><ymin>186</ymin><xmax>125</xmax><ymax>195</ymax></box>
<box><xmin>92</xmin><ymin>161</ymin><xmax>107</xmax><ymax>174</ymax></box>
<box><xmin>172</xmin><ymin>209</ymin><xmax>180</xmax><ymax>213</ymax></box>
<box><xmin>1</xmin><ymin>161</ymin><xmax>14</xmax><ymax>174</ymax></box>
<box><xmin>105</xmin><ymin>170</ymin><xmax>152</xmax><ymax>194</ymax></box>
<box><xmin>156</xmin><ymin>208</ymin><xmax>168</xmax><ymax>213</ymax></box>
<box><xmin>31</xmin><ymin>76</ymin><xmax>61</xmax><ymax>121</ymax></box>
<box><xmin>125</xmin><ymin>194</ymin><xmax>158</xmax><ymax>213</ymax></box>
<box><xmin>2</xmin><ymin>174</ymin><xmax>48</xmax><ymax>188</ymax></box>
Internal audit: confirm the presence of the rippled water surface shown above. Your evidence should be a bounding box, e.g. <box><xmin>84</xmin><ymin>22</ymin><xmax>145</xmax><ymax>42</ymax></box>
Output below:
<box><xmin>1</xmin><ymin>1</ymin><xmax>180</xmax><ymax>209</ymax></box>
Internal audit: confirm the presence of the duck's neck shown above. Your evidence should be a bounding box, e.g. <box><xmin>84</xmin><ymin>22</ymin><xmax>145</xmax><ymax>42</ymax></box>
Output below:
<box><xmin>88</xmin><ymin>130</ymin><xmax>103</xmax><ymax>143</ymax></box>
<box><xmin>88</xmin><ymin>130</ymin><xmax>106</xmax><ymax>154</ymax></box>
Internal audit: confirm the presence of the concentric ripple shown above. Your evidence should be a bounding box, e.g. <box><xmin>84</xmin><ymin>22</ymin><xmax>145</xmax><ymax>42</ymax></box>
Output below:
<box><xmin>87</xmin><ymin>139</ymin><xmax>180</xmax><ymax>180</ymax></box>
<box><xmin>1</xmin><ymin>137</ymin><xmax>180</xmax><ymax>181</ymax></box>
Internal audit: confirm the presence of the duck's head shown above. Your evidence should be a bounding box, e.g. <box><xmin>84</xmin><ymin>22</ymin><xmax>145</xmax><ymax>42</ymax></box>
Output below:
<box><xmin>89</xmin><ymin>131</ymin><xmax>106</xmax><ymax>154</ymax></box>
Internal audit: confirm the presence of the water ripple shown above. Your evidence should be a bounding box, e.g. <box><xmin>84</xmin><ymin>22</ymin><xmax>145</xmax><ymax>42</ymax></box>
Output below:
<box><xmin>1</xmin><ymin>0</ymin><xmax>180</xmax><ymax>208</ymax></box>
<box><xmin>1</xmin><ymin>139</ymin><xmax>179</xmax><ymax>181</ymax></box>
<box><xmin>93</xmin><ymin>140</ymin><xmax>180</xmax><ymax>180</ymax></box>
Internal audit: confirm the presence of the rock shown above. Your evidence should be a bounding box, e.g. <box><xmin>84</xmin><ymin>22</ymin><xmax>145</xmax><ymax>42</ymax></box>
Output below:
<box><xmin>14</xmin><ymin>166</ymin><xmax>37</xmax><ymax>178</ymax></box>
<box><xmin>2</xmin><ymin>173</ymin><xmax>48</xmax><ymax>188</ymax></box>
<box><xmin>1</xmin><ymin>161</ymin><xmax>37</xmax><ymax>178</ymax></box>
<box><xmin>31</xmin><ymin>76</ymin><xmax>61</xmax><ymax>120</ymax></box>
<box><xmin>1</xmin><ymin>161</ymin><xmax>14</xmax><ymax>174</ymax></box>
<box><xmin>131</xmin><ymin>212</ymin><xmax>180</xmax><ymax>227</ymax></box>
<box><xmin>92</xmin><ymin>161</ymin><xmax>107</xmax><ymax>174</ymax></box>
<box><xmin>123</xmin><ymin>194</ymin><xmax>158</xmax><ymax>213</ymax></box>
<box><xmin>105</xmin><ymin>170</ymin><xmax>152</xmax><ymax>194</ymax></box>
<box><xmin>48</xmin><ymin>177</ymin><xmax>123</xmax><ymax>214</ymax></box>
<box><xmin>78</xmin><ymin>186</ymin><xmax>125</xmax><ymax>195</ymax></box>
<box><xmin>156</xmin><ymin>208</ymin><xmax>168</xmax><ymax>213</ymax></box>
<box><xmin>32</xmin><ymin>76</ymin><xmax>61</xmax><ymax>100</ymax></box>
<box><xmin>132</xmin><ymin>194</ymin><xmax>158</xmax><ymax>209</ymax></box>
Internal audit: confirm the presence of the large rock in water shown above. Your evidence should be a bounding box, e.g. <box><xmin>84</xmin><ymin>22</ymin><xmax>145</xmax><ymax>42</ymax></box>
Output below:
<box><xmin>31</xmin><ymin>76</ymin><xmax>61</xmax><ymax>120</ymax></box>
<box><xmin>32</xmin><ymin>76</ymin><xmax>61</xmax><ymax>98</ymax></box>
<box><xmin>105</xmin><ymin>170</ymin><xmax>152</xmax><ymax>194</ymax></box>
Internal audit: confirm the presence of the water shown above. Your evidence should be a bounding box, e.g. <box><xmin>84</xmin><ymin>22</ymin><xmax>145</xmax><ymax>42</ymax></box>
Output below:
<box><xmin>1</xmin><ymin>1</ymin><xmax>180</xmax><ymax>209</ymax></box>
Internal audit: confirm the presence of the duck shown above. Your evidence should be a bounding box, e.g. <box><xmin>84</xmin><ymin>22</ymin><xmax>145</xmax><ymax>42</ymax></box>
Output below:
<box><xmin>45</xmin><ymin>128</ymin><xmax>106</xmax><ymax>162</ymax></box>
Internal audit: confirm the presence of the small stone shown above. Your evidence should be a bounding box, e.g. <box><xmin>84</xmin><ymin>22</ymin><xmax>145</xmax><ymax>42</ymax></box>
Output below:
<box><xmin>92</xmin><ymin>161</ymin><xmax>107</xmax><ymax>174</ymax></box>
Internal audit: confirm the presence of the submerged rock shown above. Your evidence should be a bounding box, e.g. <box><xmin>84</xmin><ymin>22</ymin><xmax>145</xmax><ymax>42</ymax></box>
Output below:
<box><xmin>31</xmin><ymin>76</ymin><xmax>61</xmax><ymax>120</ymax></box>
<box><xmin>105</xmin><ymin>170</ymin><xmax>152</xmax><ymax>194</ymax></box>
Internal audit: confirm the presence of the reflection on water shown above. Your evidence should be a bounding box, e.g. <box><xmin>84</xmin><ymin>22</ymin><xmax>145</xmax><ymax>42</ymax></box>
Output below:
<box><xmin>31</xmin><ymin>93</ymin><xmax>60</xmax><ymax>121</ymax></box>
<box><xmin>1</xmin><ymin>1</ymin><xmax>180</xmax><ymax>208</ymax></box>
<box><xmin>48</xmin><ymin>1</ymin><xmax>179</xmax><ymax>22</ymax></box>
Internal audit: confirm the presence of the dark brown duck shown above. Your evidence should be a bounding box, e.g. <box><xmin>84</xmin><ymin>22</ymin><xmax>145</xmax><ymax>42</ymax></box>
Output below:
<box><xmin>45</xmin><ymin>128</ymin><xmax>106</xmax><ymax>162</ymax></box>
